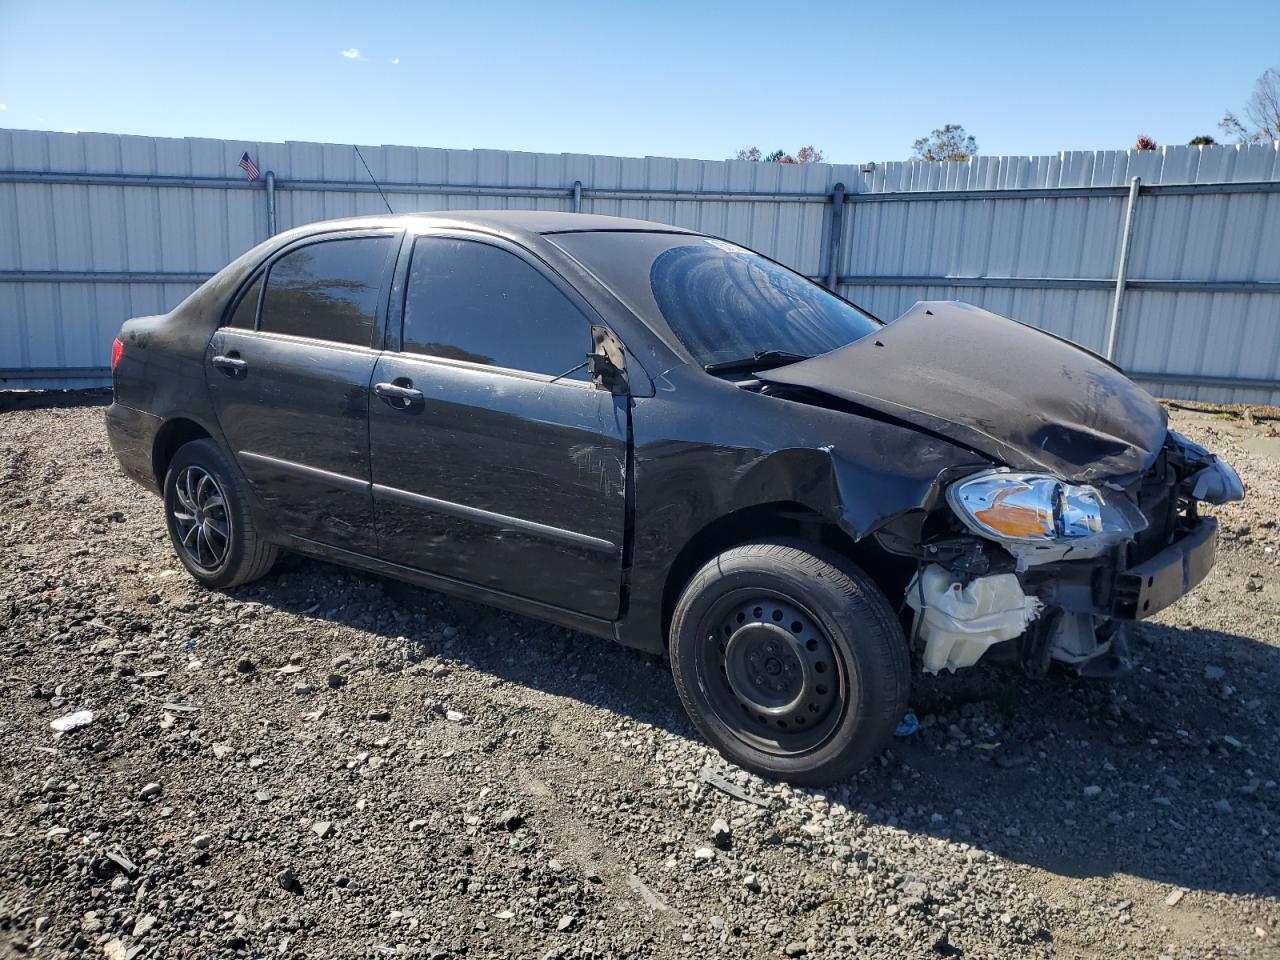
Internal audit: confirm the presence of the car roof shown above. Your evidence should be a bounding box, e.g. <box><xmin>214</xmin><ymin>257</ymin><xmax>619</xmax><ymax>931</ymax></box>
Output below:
<box><xmin>278</xmin><ymin>210</ymin><xmax>702</xmax><ymax>243</ymax></box>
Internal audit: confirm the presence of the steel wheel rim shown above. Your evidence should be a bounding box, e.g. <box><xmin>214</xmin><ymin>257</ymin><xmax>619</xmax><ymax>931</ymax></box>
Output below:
<box><xmin>171</xmin><ymin>465</ymin><xmax>230</xmax><ymax>571</ymax></box>
<box><xmin>696</xmin><ymin>588</ymin><xmax>849</xmax><ymax>756</ymax></box>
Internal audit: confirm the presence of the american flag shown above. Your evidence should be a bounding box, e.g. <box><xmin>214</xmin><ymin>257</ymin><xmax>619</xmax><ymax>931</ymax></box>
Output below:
<box><xmin>238</xmin><ymin>151</ymin><xmax>261</xmax><ymax>181</ymax></box>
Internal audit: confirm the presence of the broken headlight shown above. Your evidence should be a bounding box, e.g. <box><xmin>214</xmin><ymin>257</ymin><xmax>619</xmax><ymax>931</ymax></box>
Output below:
<box><xmin>1168</xmin><ymin>430</ymin><xmax>1245</xmax><ymax>504</ymax></box>
<box><xmin>946</xmin><ymin>470</ymin><xmax>1148</xmax><ymax>562</ymax></box>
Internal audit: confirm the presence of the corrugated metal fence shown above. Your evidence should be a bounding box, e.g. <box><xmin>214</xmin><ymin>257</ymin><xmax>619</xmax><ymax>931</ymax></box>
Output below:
<box><xmin>2</xmin><ymin>129</ymin><xmax>1278</xmax><ymax>402</ymax></box>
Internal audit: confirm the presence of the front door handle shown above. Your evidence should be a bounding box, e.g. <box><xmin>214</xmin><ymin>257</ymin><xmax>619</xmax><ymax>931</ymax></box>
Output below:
<box><xmin>211</xmin><ymin>353</ymin><xmax>247</xmax><ymax>373</ymax></box>
<box><xmin>374</xmin><ymin>380</ymin><xmax>424</xmax><ymax>405</ymax></box>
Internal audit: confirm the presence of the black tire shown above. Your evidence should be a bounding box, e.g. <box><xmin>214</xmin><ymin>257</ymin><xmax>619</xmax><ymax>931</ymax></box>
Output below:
<box><xmin>669</xmin><ymin>539</ymin><xmax>909</xmax><ymax>785</ymax></box>
<box><xmin>163</xmin><ymin>438</ymin><xmax>278</xmax><ymax>589</ymax></box>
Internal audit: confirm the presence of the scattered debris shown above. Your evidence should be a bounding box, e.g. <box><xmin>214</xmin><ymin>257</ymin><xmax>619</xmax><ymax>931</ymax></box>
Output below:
<box><xmin>894</xmin><ymin>712</ymin><xmax>920</xmax><ymax>737</ymax></box>
<box><xmin>49</xmin><ymin>709</ymin><xmax>94</xmax><ymax>732</ymax></box>
<box><xmin>626</xmin><ymin>875</ymin><xmax>669</xmax><ymax>913</ymax></box>
<box><xmin>698</xmin><ymin>767</ymin><xmax>771</xmax><ymax>808</ymax></box>
<box><xmin>103</xmin><ymin>849</ymin><xmax>138</xmax><ymax>875</ymax></box>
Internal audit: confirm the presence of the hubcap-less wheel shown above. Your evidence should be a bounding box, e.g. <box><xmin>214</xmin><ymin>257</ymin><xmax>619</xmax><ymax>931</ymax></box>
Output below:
<box><xmin>170</xmin><ymin>465</ymin><xmax>230</xmax><ymax>571</ymax></box>
<box><xmin>699</xmin><ymin>591</ymin><xmax>848</xmax><ymax>755</ymax></box>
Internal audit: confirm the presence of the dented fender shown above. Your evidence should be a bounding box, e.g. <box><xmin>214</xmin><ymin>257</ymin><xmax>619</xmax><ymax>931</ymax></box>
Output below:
<box><xmin>614</xmin><ymin>367</ymin><xmax>990</xmax><ymax>653</ymax></box>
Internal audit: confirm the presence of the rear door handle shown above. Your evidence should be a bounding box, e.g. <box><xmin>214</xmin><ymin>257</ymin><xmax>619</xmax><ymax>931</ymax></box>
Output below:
<box><xmin>211</xmin><ymin>354</ymin><xmax>248</xmax><ymax>372</ymax></box>
<box><xmin>374</xmin><ymin>380</ymin><xmax>424</xmax><ymax>404</ymax></box>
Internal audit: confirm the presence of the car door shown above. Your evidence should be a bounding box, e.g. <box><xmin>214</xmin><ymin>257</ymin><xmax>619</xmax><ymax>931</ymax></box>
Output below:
<box><xmin>205</xmin><ymin>230</ymin><xmax>400</xmax><ymax>553</ymax></box>
<box><xmin>369</xmin><ymin>233</ymin><xmax>628</xmax><ymax>620</ymax></box>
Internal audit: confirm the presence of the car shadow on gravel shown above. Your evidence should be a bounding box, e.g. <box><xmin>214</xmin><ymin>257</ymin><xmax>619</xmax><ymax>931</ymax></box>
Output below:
<box><xmin>248</xmin><ymin>554</ymin><xmax>693</xmax><ymax>738</ymax></box>
<box><xmin>238</xmin><ymin>555</ymin><xmax>1279</xmax><ymax>902</ymax></box>
<box><xmin>862</xmin><ymin>620</ymin><xmax>1280</xmax><ymax>901</ymax></box>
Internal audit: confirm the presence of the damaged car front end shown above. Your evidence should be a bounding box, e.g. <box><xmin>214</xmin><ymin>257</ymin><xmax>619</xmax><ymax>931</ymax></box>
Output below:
<box><xmin>549</xmin><ymin>225</ymin><xmax>1245</xmax><ymax>784</ymax></box>
<box><xmin>902</xmin><ymin>432</ymin><xmax>1240</xmax><ymax>679</ymax></box>
<box><xmin>757</xmin><ymin>299</ymin><xmax>1246</xmax><ymax>682</ymax></box>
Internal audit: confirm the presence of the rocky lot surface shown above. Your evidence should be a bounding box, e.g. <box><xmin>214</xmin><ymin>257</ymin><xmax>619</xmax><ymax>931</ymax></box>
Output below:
<box><xmin>0</xmin><ymin>394</ymin><xmax>1277</xmax><ymax>960</ymax></box>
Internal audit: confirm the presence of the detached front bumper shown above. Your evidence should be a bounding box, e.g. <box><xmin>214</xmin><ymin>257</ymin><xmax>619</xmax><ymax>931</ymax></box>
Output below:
<box><xmin>1112</xmin><ymin>516</ymin><xmax>1217</xmax><ymax>620</ymax></box>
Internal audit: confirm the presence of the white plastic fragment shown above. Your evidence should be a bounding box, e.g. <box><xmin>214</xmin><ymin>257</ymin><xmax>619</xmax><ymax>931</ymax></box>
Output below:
<box><xmin>49</xmin><ymin>710</ymin><xmax>95</xmax><ymax>732</ymax></box>
<box><xmin>1188</xmin><ymin>459</ymin><xmax>1245</xmax><ymax>504</ymax></box>
<box><xmin>906</xmin><ymin>565</ymin><xmax>1042</xmax><ymax>674</ymax></box>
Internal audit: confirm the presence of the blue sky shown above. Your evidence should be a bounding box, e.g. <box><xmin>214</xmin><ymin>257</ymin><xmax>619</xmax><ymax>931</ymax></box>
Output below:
<box><xmin>1</xmin><ymin>0</ymin><xmax>1277</xmax><ymax>163</ymax></box>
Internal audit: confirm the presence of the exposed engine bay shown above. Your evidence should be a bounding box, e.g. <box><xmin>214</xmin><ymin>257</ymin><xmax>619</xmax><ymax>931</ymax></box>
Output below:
<box><xmin>892</xmin><ymin>430</ymin><xmax>1243</xmax><ymax>678</ymax></box>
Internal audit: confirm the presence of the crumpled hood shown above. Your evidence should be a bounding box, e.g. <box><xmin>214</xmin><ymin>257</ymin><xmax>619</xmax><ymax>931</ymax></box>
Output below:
<box><xmin>759</xmin><ymin>301</ymin><xmax>1167</xmax><ymax>482</ymax></box>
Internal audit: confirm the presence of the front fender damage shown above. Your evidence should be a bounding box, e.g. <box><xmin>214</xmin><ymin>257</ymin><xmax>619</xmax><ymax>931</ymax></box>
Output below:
<box><xmin>821</xmin><ymin>441</ymin><xmax>985</xmax><ymax>542</ymax></box>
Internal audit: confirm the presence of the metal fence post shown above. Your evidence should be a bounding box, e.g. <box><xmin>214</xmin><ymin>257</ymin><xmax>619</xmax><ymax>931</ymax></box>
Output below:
<box><xmin>825</xmin><ymin>182</ymin><xmax>846</xmax><ymax>291</ymax></box>
<box><xmin>572</xmin><ymin>180</ymin><xmax>582</xmax><ymax>214</ymax></box>
<box><xmin>265</xmin><ymin>170</ymin><xmax>277</xmax><ymax>237</ymax></box>
<box><xmin>1105</xmin><ymin>176</ymin><xmax>1141</xmax><ymax>361</ymax></box>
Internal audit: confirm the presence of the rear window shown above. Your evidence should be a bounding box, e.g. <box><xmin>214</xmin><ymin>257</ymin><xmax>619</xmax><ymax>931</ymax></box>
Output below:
<box><xmin>549</xmin><ymin>232</ymin><xmax>879</xmax><ymax>368</ymax></box>
<box><xmin>259</xmin><ymin>236</ymin><xmax>394</xmax><ymax>347</ymax></box>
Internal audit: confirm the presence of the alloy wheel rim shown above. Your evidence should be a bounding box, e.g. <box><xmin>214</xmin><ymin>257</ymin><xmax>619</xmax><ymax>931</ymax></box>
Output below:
<box><xmin>171</xmin><ymin>465</ymin><xmax>230</xmax><ymax>570</ymax></box>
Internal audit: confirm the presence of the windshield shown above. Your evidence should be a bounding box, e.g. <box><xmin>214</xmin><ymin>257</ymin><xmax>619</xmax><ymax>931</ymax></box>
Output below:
<box><xmin>548</xmin><ymin>231</ymin><xmax>880</xmax><ymax>369</ymax></box>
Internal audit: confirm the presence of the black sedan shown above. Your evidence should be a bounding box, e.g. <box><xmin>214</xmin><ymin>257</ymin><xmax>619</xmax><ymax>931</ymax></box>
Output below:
<box><xmin>106</xmin><ymin>211</ymin><xmax>1244</xmax><ymax>784</ymax></box>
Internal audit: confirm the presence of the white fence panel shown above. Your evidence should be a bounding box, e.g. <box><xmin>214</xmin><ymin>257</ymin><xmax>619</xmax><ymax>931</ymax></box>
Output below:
<box><xmin>0</xmin><ymin>130</ymin><xmax>1277</xmax><ymax>403</ymax></box>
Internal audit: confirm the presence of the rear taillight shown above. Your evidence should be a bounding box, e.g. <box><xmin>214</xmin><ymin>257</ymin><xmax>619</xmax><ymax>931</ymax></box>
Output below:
<box><xmin>111</xmin><ymin>337</ymin><xmax>124</xmax><ymax>372</ymax></box>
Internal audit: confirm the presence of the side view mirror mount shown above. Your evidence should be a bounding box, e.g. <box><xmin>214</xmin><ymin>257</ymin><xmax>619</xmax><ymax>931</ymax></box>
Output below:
<box><xmin>589</xmin><ymin>324</ymin><xmax>629</xmax><ymax>396</ymax></box>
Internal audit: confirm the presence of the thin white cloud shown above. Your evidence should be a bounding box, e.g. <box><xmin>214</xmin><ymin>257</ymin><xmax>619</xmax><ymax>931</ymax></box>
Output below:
<box><xmin>0</xmin><ymin>103</ymin><xmax>8</xmax><ymax>111</ymax></box>
<box><xmin>340</xmin><ymin>48</ymin><xmax>360</xmax><ymax>59</ymax></box>
<box><xmin>391</xmin><ymin>57</ymin><xmax>400</xmax><ymax>65</ymax></box>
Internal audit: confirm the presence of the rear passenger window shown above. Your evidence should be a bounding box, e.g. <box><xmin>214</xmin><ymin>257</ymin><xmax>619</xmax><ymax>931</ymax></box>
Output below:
<box><xmin>402</xmin><ymin>237</ymin><xmax>590</xmax><ymax>379</ymax></box>
<box><xmin>227</xmin><ymin>275</ymin><xmax>261</xmax><ymax>329</ymax></box>
<box><xmin>260</xmin><ymin>236</ymin><xmax>394</xmax><ymax>347</ymax></box>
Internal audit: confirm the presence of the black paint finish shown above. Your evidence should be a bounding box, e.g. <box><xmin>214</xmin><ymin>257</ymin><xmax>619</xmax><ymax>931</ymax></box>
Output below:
<box><xmin>205</xmin><ymin>328</ymin><xmax>380</xmax><ymax>553</ymax></box>
<box><xmin>760</xmin><ymin>300</ymin><xmax>1168</xmax><ymax>483</ymax></box>
<box><xmin>368</xmin><ymin>352</ymin><xmax>628</xmax><ymax>619</ymax></box>
<box><xmin>105</xmin><ymin>210</ymin><xmax>1187</xmax><ymax>658</ymax></box>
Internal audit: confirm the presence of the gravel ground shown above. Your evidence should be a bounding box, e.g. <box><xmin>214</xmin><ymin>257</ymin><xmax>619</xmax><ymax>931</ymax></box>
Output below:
<box><xmin>1</xmin><ymin>393</ymin><xmax>1278</xmax><ymax>960</ymax></box>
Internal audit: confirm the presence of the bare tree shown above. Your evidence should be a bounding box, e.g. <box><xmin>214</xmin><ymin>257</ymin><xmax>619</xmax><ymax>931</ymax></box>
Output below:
<box><xmin>1219</xmin><ymin>67</ymin><xmax>1280</xmax><ymax>142</ymax></box>
<box><xmin>912</xmin><ymin>124</ymin><xmax>977</xmax><ymax>162</ymax></box>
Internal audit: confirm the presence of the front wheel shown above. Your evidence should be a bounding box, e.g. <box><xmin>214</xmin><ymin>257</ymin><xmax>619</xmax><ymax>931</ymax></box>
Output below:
<box><xmin>163</xmin><ymin>438</ymin><xmax>278</xmax><ymax>589</ymax></box>
<box><xmin>669</xmin><ymin>540</ymin><xmax>909</xmax><ymax>785</ymax></box>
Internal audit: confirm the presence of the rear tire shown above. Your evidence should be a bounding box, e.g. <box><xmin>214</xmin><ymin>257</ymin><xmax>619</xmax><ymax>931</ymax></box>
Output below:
<box><xmin>163</xmin><ymin>439</ymin><xmax>278</xmax><ymax>589</ymax></box>
<box><xmin>669</xmin><ymin>539</ymin><xmax>909</xmax><ymax>785</ymax></box>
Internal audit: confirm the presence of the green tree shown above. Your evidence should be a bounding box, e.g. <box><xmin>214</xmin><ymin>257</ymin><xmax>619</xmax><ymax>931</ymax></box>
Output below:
<box><xmin>911</xmin><ymin>124</ymin><xmax>977</xmax><ymax>162</ymax></box>
<box><xmin>1189</xmin><ymin>135</ymin><xmax>1217</xmax><ymax>146</ymax></box>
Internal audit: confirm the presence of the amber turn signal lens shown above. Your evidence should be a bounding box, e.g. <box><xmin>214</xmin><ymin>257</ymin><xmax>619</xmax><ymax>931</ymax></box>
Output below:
<box><xmin>973</xmin><ymin>487</ymin><xmax>1054</xmax><ymax>538</ymax></box>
